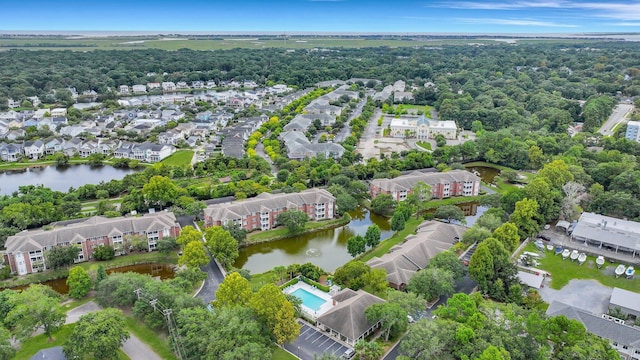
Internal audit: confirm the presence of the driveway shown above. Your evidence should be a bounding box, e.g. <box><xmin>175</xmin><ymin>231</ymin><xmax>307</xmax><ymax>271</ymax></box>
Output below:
<box><xmin>196</xmin><ymin>257</ymin><xmax>225</xmax><ymax>304</ymax></box>
<box><xmin>284</xmin><ymin>321</ymin><xmax>351</xmax><ymax>360</ymax></box>
<box><xmin>64</xmin><ymin>301</ymin><xmax>162</xmax><ymax>360</ymax></box>
<box><xmin>538</xmin><ymin>279</ymin><xmax>612</xmax><ymax>315</ymax></box>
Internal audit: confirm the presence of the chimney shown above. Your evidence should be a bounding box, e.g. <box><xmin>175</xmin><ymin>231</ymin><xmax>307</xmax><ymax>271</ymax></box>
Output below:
<box><xmin>603</xmin><ymin>221</ymin><xmax>607</xmax><ymax>230</ymax></box>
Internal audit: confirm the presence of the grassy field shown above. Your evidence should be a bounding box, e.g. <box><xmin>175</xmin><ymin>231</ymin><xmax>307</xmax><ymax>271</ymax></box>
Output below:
<box><xmin>245</xmin><ymin>215</ymin><xmax>350</xmax><ymax>244</ymax></box>
<box><xmin>520</xmin><ymin>242</ymin><xmax>640</xmax><ymax>292</ymax></box>
<box><xmin>160</xmin><ymin>150</ymin><xmax>194</xmax><ymax>167</ymax></box>
<box><xmin>125</xmin><ymin>317</ymin><xmax>177</xmax><ymax>360</ymax></box>
<box><xmin>272</xmin><ymin>347</ymin><xmax>297</xmax><ymax>360</ymax></box>
<box><xmin>0</xmin><ymin>37</ymin><xmax>507</xmax><ymax>52</ymax></box>
<box><xmin>15</xmin><ymin>324</ymin><xmax>129</xmax><ymax>360</ymax></box>
<box><xmin>397</xmin><ymin>104</ymin><xmax>432</xmax><ymax>117</ymax></box>
<box><xmin>416</xmin><ymin>141</ymin><xmax>432</xmax><ymax>150</ymax></box>
<box><xmin>360</xmin><ymin>217</ymin><xmax>423</xmax><ymax>262</ymax></box>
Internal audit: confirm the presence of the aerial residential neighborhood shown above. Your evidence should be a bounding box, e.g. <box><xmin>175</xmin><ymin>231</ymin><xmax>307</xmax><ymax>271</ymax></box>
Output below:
<box><xmin>1</xmin><ymin>7</ymin><xmax>640</xmax><ymax>359</ymax></box>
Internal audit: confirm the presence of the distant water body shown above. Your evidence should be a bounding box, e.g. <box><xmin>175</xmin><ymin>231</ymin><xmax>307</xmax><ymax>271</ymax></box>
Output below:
<box><xmin>0</xmin><ymin>165</ymin><xmax>137</xmax><ymax>195</ymax></box>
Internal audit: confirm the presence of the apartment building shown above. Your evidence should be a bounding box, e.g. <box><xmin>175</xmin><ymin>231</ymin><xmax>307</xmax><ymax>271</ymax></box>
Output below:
<box><xmin>370</xmin><ymin>170</ymin><xmax>481</xmax><ymax>201</ymax></box>
<box><xmin>3</xmin><ymin>212</ymin><xmax>181</xmax><ymax>275</ymax></box>
<box><xmin>203</xmin><ymin>188</ymin><xmax>335</xmax><ymax>231</ymax></box>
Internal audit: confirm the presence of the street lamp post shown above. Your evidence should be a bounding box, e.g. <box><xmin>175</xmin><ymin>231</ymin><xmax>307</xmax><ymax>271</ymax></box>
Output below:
<box><xmin>297</xmin><ymin>346</ymin><xmax>301</xmax><ymax>359</ymax></box>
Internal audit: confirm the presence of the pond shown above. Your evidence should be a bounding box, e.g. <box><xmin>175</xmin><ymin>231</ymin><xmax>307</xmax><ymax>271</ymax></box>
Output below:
<box><xmin>4</xmin><ymin>262</ymin><xmax>175</xmax><ymax>295</ymax></box>
<box><xmin>234</xmin><ymin>207</ymin><xmax>393</xmax><ymax>274</ymax></box>
<box><xmin>464</xmin><ymin>165</ymin><xmax>501</xmax><ymax>184</ymax></box>
<box><xmin>0</xmin><ymin>164</ymin><xmax>138</xmax><ymax>195</ymax></box>
<box><xmin>237</xmin><ymin>201</ymin><xmax>490</xmax><ymax>275</ymax></box>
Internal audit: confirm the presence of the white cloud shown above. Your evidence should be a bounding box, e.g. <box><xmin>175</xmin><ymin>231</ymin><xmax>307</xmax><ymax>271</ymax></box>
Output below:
<box><xmin>430</xmin><ymin>1</ymin><xmax>568</xmax><ymax>10</ymax></box>
<box><xmin>576</xmin><ymin>3</ymin><xmax>640</xmax><ymax>21</ymax></box>
<box><xmin>457</xmin><ymin>17</ymin><xmax>580</xmax><ymax>27</ymax></box>
<box><xmin>614</xmin><ymin>22</ymin><xmax>640</xmax><ymax>27</ymax></box>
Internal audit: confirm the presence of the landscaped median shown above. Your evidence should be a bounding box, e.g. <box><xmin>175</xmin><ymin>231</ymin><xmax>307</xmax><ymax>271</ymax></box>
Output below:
<box><xmin>243</xmin><ymin>214</ymin><xmax>351</xmax><ymax>245</ymax></box>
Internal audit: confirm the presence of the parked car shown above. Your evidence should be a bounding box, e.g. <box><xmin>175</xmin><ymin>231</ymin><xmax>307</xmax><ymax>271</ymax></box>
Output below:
<box><xmin>342</xmin><ymin>349</ymin><xmax>355</xmax><ymax>359</ymax></box>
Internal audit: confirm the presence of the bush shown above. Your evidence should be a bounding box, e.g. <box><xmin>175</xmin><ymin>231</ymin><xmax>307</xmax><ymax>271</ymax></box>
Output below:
<box><xmin>96</xmin><ymin>272</ymin><xmax>153</xmax><ymax>308</ymax></box>
<box><xmin>301</xmin><ymin>277</ymin><xmax>330</xmax><ymax>292</ymax></box>
<box><xmin>280</xmin><ymin>278</ymin><xmax>300</xmax><ymax>289</ymax></box>
<box><xmin>93</xmin><ymin>245</ymin><xmax>115</xmax><ymax>261</ymax></box>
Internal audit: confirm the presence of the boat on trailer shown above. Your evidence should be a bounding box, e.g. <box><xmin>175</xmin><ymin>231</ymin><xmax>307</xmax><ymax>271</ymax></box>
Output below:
<box><xmin>562</xmin><ymin>249</ymin><xmax>571</xmax><ymax>260</ymax></box>
<box><xmin>577</xmin><ymin>253</ymin><xmax>587</xmax><ymax>265</ymax></box>
<box><xmin>626</xmin><ymin>266</ymin><xmax>635</xmax><ymax>279</ymax></box>
<box><xmin>555</xmin><ymin>246</ymin><xmax>563</xmax><ymax>256</ymax></box>
<box><xmin>615</xmin><ymin>264</ymin><xmax>626</xmax><ymax>278</ymax></box>
<box><xmin>596</xmin><ymin>256</ymin><xmax>605</xmax><ymax>269</ymax></box>
<box><xmin>570</xmin><ymin>250</ymin><xmax>579</xmax><ymax>261</ymax></box>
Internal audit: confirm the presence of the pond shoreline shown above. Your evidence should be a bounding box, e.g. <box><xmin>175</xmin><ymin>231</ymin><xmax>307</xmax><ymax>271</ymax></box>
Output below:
<box><xmin>242</xmin><ymin>215</ymin><xmax>351</xmax><ymax>247</ymax></box>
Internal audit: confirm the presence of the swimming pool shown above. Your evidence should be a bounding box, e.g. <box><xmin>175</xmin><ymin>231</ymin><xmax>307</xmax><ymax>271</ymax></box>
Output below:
<box><xmin>290</xmin><ymin>288</ymin><xmax>327</xmax><ymax>312</ymax></box>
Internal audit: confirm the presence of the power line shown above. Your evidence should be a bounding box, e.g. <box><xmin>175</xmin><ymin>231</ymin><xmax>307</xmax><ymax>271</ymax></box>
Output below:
<box><xmin>135</xmin><ymin>288</ymin><xmax>186</xmax><ymax>360</ymax></box>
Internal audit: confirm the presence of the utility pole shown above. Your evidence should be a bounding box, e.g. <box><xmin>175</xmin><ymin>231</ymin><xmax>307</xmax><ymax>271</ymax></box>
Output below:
<box><xmin>134</xmin><ymin>289</ymin><xmax>186</xmax><ymax>360</ymax></box>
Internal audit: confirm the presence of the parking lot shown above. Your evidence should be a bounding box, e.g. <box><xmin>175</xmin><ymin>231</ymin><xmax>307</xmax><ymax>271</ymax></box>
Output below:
<box><xmin>284</xmin><ymin>322</ymin><xmax>352</xmax><ymax>360</ymax></box>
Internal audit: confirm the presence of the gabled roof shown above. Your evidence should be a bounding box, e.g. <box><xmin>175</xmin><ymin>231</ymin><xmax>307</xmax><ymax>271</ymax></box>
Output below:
<box><xmin>371</xmin><ymin>170</ymin><xmax>480</xmax><ymax>193</ymax></box>
<box><xmin>5</xmin><ymin>212</ymin><xmax>178</xmax><ymax>253</ymax></box>
<box><xmin>204</xmin><ymin>188</ymin><xmax>335</xmax><ymax>222</ymax></box>
<box><xmin>366</xmin><ymin>221</ymin><xmax>466</xmax><ymax>287</ymax></box>
<box><xmin>317</xmin><ymin>289</ymin><xmax>385</xmax><ymax>342</ymax></box>
<box><xmin>546</xmin><ymin>301</ymin><xmax>640</xmax><ymax>348</ymax></box>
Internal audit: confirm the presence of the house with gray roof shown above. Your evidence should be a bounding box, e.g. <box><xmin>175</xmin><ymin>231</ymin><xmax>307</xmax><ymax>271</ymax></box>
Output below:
<box><xmin>547</xmin><ymin>301</ymin><xmax>640</xmax><ymax>359</ymax></box>
<box><xmin>367</xmin><ymin>221</ymin><xmax>466</xmax><ymax>290</ymax></box>
<box><xmin>280</xmin><ymin>131</ymin><xmax>345</xmax><ymax>160</ymax></box>
<box><xmin>4</xmin><ymin>211</ymin><xmax>181</xmax><ymax>275</ymax></box>
<box><xmin>113</xmin><ymin>142</ymin><xmax>175</xmax><ymax>163</ymax></box>
<box><xmin>370</xmin><ymin>170</ymin><xmax>480</xmax><ymax>201</ymax></box>
<box><xmin>0</xmin><ymin>142</ymin><xmax>23</xmax><ymax>161</ymax></box>
<box><xmin>203</xmin><ymin>188</ymin><xmax>335</xmax><ymax>231</ymax></box>
<box><xmin>571</xmin><ymin>212</ymin><xmax>640</xmax><ymax>258</ymax></box>
<box><xmin>316</xmin><ymin>289</ymin><xmax>385</xmax><ymax>346</ymax></box>
<box><xmin>23</xmin><ymin>139</ymin><xmax>44</xmax><ymax>160</ymax></box>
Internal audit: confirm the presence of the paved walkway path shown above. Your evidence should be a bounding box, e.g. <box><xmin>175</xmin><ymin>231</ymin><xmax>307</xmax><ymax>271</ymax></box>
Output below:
<box><xmin>65</xmin><ymin>302</ymin><xmax>162</xmax><ymax>360</ymax></box>
<box><xmin>193</xmin><ymin>221</ymin><xmax>226</xmax><ymax>304</ymax></box>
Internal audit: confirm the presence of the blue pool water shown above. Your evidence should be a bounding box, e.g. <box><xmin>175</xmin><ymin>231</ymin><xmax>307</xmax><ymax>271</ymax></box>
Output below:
<box><xmin>291</xmin><ymin>288</ymin><xmax>327</xmax><ymax>312</ymax></box>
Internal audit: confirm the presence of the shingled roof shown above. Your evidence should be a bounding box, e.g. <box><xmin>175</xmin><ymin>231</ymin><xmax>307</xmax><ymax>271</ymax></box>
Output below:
<box><xmin>316</xmin><ymin>289</ymin><xmax>385</xmax><ymax>342</ymax></box>
<box><xmin>547</xmin><ymin>301</ymin><xmax>640</xmax><ymax>349</ymax></box>
<box><xmin>370</xmin><ymin>170</ymin><xmax>480</xmax><ymax>193</ymax></box>
<box><xmin>5</xmin><ymin>212</ymin><xmax>178</xmax><ymax>253</ymax></box>
<box><xmin>203</xmin><ymin>188</ymin><xmax>335</xmax><ymax>223</ymax></box>
<box><xmin>366</xmin><ymin>221</ymin><xmax>466</xmax><ymax>288</ymax></box>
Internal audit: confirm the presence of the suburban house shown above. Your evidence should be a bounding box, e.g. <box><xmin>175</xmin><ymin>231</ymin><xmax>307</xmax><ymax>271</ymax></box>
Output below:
<box><xmin>162</xmin><ymin>82</ymin><xmax>176</xmax><ymax>91</ymax></box>
<box><xmin>118</xmin><ymin>85</ymin><xmax>130</xmax><ymax>94</ymax></box>
<box><xmin>316</xmin><ymin>289</ymin><xmax>385</xmax><ymax>346</ymax></box>
<box><xmin>547</xmin><ymin>301</ymin><xmax>640</xmax><ymax>360</ymax></box>
<box><xmin>113</xmin><ymin>142</ymin><xmax>175</xmax><ymax>163</ymax></box>
<box><xmin>44</xmin><ymin>138</ymin><xmax>65</xmax><ymax>154</ymax></box>
<box><xmin>0</xmin><ymin>142</ymin><xmax>23</xmax><ymax>161</ymax></box>
<box><xmin>571</xmin><ymin>212</ymin><xmax>640</xmax><ymax>258</ymax></box>
<box><xmin>132</xmin><ymin>84</ymin><xmax>147</xmax><ymax>93</ymax></box>
<box><xmin>389</xmin><ymin>115</ymin><xmax>457</xmax><ymax>140</ymax></box>
<box><xmin>370</xmin><ymin>170</ymin><xmax>481</xmax><ymax>201</ymax></box>
<box><xmin>147</xmin><ymin>82</ymin><xmax>161</xmax><ymax>90</ymax></box>
<box><xmin>50</xmin><ymin>108</ymin><xmax>67</xmax><ymax>118</ymax></box>
<box><xmin>203</xmin><ymin>188</ymin><xmax>335</xmax><ymax>231</ymax></box>
<box><xmin>367</xmin><ymin>221</ymin><xmax>466</xmax><ymax>290</ymax></box>
<box><xmin>3</xmin><ymin>212</ymin><xmax>181</xmax><ymax>275</ymax></box>
<box><xmin>22</xmin><ymin>140</ymin><xmax>45</xmax><ymax>159</ymax></box>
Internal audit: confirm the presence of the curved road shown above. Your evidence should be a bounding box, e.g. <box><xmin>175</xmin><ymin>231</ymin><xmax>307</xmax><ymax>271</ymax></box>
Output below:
<box><xmin>599</xmin><ymin>103</ymin><xmax>634</xmax><ymax>136</ymax></box>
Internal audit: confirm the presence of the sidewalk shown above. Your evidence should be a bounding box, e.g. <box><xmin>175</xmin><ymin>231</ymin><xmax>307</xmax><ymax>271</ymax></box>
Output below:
<box><xmin>66</xmin><ymin>302</ymin><xmax>162</xmax><ymax>360</ymax></box>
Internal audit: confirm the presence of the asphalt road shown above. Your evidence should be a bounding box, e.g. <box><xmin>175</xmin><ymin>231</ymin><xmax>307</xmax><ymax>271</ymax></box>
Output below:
<box><xmin>196</xmin><ymin>257</ymin><xmax>226</xmax><ymax>304</ymax></box>
<box><xmin>67</xmin><ymin>302</ymin><xmax>163</xmax><ymax>360</ymax></box>
<box><xmin>599</xmin><ymin>103</ymin><xmax>634</xmax><ymax>136</ymax></box>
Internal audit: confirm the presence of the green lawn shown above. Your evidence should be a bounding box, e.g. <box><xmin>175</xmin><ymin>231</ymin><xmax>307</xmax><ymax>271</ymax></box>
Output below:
<box><xmin>125</xmin><ymin>317</ymin><xmax>177</xmax><ymax>360</ymax></box>
<box><xmin>422</xmin><ymin>195</ymin><xmax>486</xmax><ymax>210</ymax></box>
<box><xmin>161</xmin><ymin>150</ymin><xmax>194</xmax><ymax>167</ymax></box>
<box><xmin>360</xmin><ymin>217</ymin><xmax>423</xmax><ymax>262</ymax></box>
<box><xmin>520</xmin><ymin>242</ymin><xmax>640</xmax><ymax>292</ymax></box>
<box><xmin>245</xmin><ymin>215</ymin><xmax>350</xmax><ymax>244</ymax></box>
<box><xmin>15</xmin><ymin>324</ymin><xmax>130</xmax><ymax>360</ymax></box>
<box><xmin>416</xmin><ymin>141</ymin><xmax>432</xmax><ymax>150</ymax></box>
<box><xmin>397</xmin><ymin>104</ymin><xmax>433</xmax><ymax>117</ymax></box>
<box><xmin>271</xmin><ymin>347</ymin><xmax>298</xmax><ymax>360</ymax></box>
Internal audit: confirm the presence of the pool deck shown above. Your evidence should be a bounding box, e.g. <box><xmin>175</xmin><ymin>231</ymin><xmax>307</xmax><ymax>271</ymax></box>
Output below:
<box><xmin>284</xmin><ymin>281</ymin><xmax>334</xmax><ymax>318</ymax></box>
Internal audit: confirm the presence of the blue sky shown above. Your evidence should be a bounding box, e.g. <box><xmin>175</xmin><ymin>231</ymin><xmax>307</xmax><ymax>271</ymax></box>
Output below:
<box><xmin>3</xmin><ymin>0</ymin><xmax>640</xmax><ymax>33</ymax></box>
